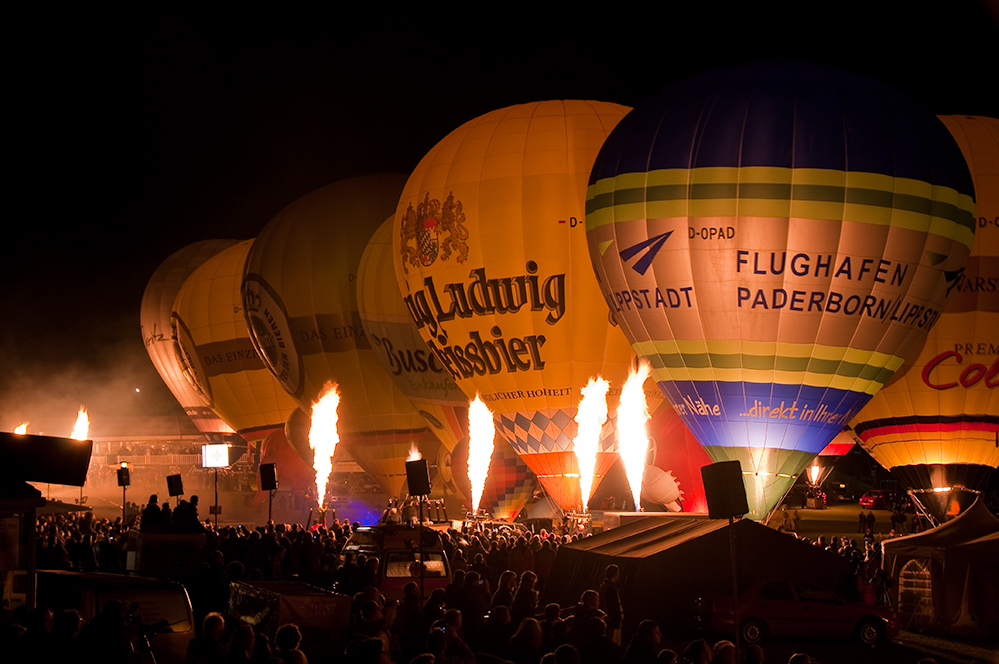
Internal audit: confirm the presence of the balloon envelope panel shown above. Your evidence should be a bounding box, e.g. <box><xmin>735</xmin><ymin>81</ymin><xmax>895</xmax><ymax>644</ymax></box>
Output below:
<box><xmin>586</xmin><ymin>64</ymin><xmax>976</xmax><ymax>519</ymax></box>
<box><xmin>852</xmin><ymin>115</ymin><xmax>999</xmax><ymax>521</ymax></box>
<box><xmin>393</xmin><ymin>100</ymin><xmax>663</xmax><ymax>510</ymax></box>
<box><xmin>358</xmin><ymin>216</ymin><xmax>468</xmax><ymax>453</ymax></box>
<box><xmin>142</xmin><ymin>240</ymin><xmax>239</xmax><ymax>435</ymax></box>
<box><xmin>171</xmin><ymin>240</ymin><xmax>300</xmax><ymax>440</ymax></box>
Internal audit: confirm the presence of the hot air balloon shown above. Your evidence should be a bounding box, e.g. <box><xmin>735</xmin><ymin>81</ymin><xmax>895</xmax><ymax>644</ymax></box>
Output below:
<box><xmin>804</xmin><ymin>427</ymin><xmax>861</xmax><ymax>496</ymax></box>
<box><xmin>393</xmin><ymin>100</ymin><xmax>665</xmax><ymax>512</ymax></box>
<box><xmin>586</xmin><ymin>64</ymin><xmax>976</xmax><ymax>520</ymax></box>
<box><xmin>242</xmin><ymin>176</ymin><xmax>440</xmax><ymax>497</ymax></box>
<box><xmin>642</xmin><ymin>405</ymin><xmax>712</xmax><ymax>512</ymax></box>
<box><xmin>358</xmin><ymin>216</ymin><xmax>469</xmax><ymax>454</ymax></box>
<box><xmin>852</xmin><ymin>115</ymin><xmax>998</xmax><ymax>523</ymax></box>
<box><xmin>141</xmin><ymin>240</ymin><xmax>238</xmax><ymax>435</ymax></box>
<box><xmin>443</xmin><ymin>437</ymin><xmax>538</xmax><ymax>521</ymax></box>
<box><xmin>172</xmin><ymin>240</ymin><xmax>301</xmax><ymax>441</ymax></box>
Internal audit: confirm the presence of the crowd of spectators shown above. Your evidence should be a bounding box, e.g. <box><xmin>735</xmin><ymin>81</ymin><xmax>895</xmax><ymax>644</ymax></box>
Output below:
<box><xmin>1</xmin><ymin>502</ymin><xmax>951</xmax><ymax>664</ymax></box>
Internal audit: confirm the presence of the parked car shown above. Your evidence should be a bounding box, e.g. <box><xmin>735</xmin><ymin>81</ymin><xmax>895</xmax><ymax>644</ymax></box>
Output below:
<box><xmin>339</xmin><ymin>524</ymin><xmax>451</xmax><ymax>599</ymax></box>
<box><xmin>859</xmin><ymin>489</ymin><xmax>895</xmax><ymax>509</ymax></box>
<box><xmin>827</xmin><ymin>482</ymin><xmax>855</xmax><ymax>503</ymax></box>
<box><xmin>23</xmin><ymin>570</ymin><xmax>195</xmax><ymax>664</ymax></box>
<box><xmin>708</xmin><ymin>578</ymin><xmax>899</xmax><ymax>646</ymax></box>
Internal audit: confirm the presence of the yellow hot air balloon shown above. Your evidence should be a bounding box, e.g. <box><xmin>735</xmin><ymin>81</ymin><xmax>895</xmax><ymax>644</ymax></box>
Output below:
<box><xmin>242</xmin><ymin>176</ymin><xmax>440</xmax><ymax>497</ymax></box>
<box><xmin>142</xmin><ymin>240</ymin><xmax>238</xmax><ymax>436</ymax></box>
<box><xmin>852</xmin><ymin>115</ymin><xmax>998</xmax><ymax>523</ymax></box>
<box><xmin>172</xmin><ymin>240</ymin><xmax>300</xmax><ymax>441</ymax></box>
<box><xmin>358</xmin><ymin>216</ymin><xmax>469</xmax><ymax>453</ymax></box>
<box><xmin>393</xmin><ymin>100</ymin><xmax>664</xmax><ymax>511</ymax></box>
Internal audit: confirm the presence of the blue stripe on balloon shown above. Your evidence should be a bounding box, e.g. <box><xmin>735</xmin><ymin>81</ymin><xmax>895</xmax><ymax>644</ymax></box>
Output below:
<box><xmin>656</xmin><ymin>379</ymin><xmax>872</xmax><ymax>455</ymax></box>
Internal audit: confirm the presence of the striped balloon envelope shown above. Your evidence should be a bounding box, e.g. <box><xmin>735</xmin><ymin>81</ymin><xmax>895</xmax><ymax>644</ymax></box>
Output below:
<box><xmin>852</xmin><ymin>115</ymin><xmax>999</xmax><ymax>523</ymax></box>
<box><xmin>171</xmin><ymin>240</ymin><xmax>300</xmax><ymax>441</ymax></box>
<box><xmin>586</xmin><ymin>64</ymin><xmax>976</xmax><ymax>520</ymax></box>
<box><xmin>142</xmin><ymin>240</ymin><xmax>238</xmax><ymax>436</ymax></box>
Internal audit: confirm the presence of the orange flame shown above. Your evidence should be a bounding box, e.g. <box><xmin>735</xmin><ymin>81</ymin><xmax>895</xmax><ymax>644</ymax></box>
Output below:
<box><xmin>309</xmin><ymin>382</ymin><xmax>340</xmax><ymax>508</ymax></box>
<box><xmin>408</xmin><ymin>444</ymin><xmax>422</xmax><ymax>462</ymax></box>
<box><xmin>809</xmin><ymin>464</ymin><xmax>820</xmax><ymax>485</ymax></box>
<box><xmin>574</xmin><ymin>377</ymin><xmax>610</xmax><ymax>511</ymax></box>
<box><xmin>617</xmin><ymin>363</ymin><xmax>651</xmax><ymax>511</ymax></box>
<box><xmin>70</xmin><ymin>407</ymin><xmax>89</xmax><ymax>441</ymax></box>
<box><xmin>467</xmin><ymin>395</ymin><xmax>495</xmax><ymax>513</ymax></box>
<box><xmin>14</xmin><ymin>423</ymin><xmax>28</xmax><ymax>435</ymax></box>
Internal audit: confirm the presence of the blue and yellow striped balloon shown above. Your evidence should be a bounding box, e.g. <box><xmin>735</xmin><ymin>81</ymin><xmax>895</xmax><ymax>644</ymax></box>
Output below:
<box><xmin>586</xmin><ymin>64</ymin><xmax>976</xmax><ymax>520</ymax></box>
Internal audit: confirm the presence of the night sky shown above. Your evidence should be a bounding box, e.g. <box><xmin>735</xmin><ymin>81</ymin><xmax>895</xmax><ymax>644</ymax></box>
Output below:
<box><xmin>2</xmin><ymin>6</ymin><xmax>997</xmax><ymax>434</ymax></box>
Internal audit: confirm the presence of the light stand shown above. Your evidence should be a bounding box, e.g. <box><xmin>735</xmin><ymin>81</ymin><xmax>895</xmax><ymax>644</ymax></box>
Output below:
<box><xmin>117</xmin><ymin>462</ymin><xmax>130</xmax><ymax>526</ymax></box>
<box><xmin>214</xmin><ymin>467</ymin><xmax>219</xmax><ymax>528</ymax></box>
<box><xmin>202</xmin><ymin>443</ymin><xmax>230</xmax><ymax>529</ymax></box>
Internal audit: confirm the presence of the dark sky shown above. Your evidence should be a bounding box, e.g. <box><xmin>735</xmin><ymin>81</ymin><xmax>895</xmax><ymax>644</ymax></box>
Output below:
<box><xmin>2</xmin><ymin>5</ymin><xmax>997</xmax><ymax>432</ymax></box>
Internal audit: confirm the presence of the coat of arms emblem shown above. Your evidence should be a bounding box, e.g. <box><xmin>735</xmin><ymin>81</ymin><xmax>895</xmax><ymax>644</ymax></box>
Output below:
<box><xmin>400</xmin><ymin>192</ymin><xmax>469</xmax><ymax>272</ymax></box>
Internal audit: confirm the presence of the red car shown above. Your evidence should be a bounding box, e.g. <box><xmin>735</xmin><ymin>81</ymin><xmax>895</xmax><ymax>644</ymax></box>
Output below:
<box><xmin>709</xmin><ymin>579</ymin><xmax>899</xmax><ymax>646</ymax></box>
<box><xmin>858</xmin><ymin>489</ymin><xmax>897</xmax><ymax>509</ymax></box>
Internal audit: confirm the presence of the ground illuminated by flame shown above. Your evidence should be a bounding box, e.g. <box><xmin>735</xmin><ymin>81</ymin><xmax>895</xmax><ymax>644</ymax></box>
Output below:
<box><xmin>617</xmin><ymin>363</ymin><xmax>651</xmax><ymax>510</ymax></box>
<box><xmin>70</xmin><ymin>408</ymin><xmax>89</xmax><ymax>441</ymax></box>
<box><xmin>574</xmin><ymin>377</ymin><xmax>609</xmax><ymax>511</ymax></box>
<box><xmin>467</xmin><ymin>395</ymin><xmax>495</xmax><ymax>514</ymax></box>
<box><xmin>310</xmin><ymin>382</ymin><xmax>340</xmax><ymax>508</ymax></box>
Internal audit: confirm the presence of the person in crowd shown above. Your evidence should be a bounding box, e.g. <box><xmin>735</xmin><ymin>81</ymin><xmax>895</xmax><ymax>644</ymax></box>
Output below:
<box><xmin>710</xmin><ymin>639</ymin><xmax>736</xmax><ymax>664</ymax></box>
<box><xmin>511</xmin><ymin>570</ymin><xmax>539</xmax><ymax>627</ymax></box>
<box><xmin>682</xmin><ymin>638</ymin><xmax>711</xmax><ymax>664</ymax></box>
<box><xmin>623</xmin><ymin>619</ymin><xmax>662</xmax><ymax>664</ymax></box>
<box><xmin>226</xmin><ymin>624</ymin><xmax>255</xmax><ymax>664</ymax></box>
<box><xmin>740</xmin><ymin>644</ymin><xmax>765</xmax><ymax>664</ymax></box>
<box><xmin>600</xmin><ymin>564</ymin><xmax>624</xmax><ymax>645</ymax></box>
<box><xmin>579</xmin><ymin>616</ymin><xmax>623</xmax><ymax>664</ymax></box>
<box><xmin>493</xmin><ymin>569</ymin><xmax>518</xmax><ymax>608</ymax></box>
<box><xmin>274</xmin><ymin>623</ymin><xmax>307</xmax><ymax>664</ymax></box>
<box><xmin>658</xmin><ymin>649</ymin><xmax>678</xmax><ymax>664</ymax></box>
<box><xmin>141</xmin><ymin>494</ymin><xmax>163</xmax><ymax>532</ymax></box>
<box><xmin>509</xmin><ymin>616</ymin><xmax>545</xmax><ymax>664</ymax></box>
<box><xmin>186</xmin><ymin>611</ymin><xmax>227</xmax><ymax>663</ymax></box>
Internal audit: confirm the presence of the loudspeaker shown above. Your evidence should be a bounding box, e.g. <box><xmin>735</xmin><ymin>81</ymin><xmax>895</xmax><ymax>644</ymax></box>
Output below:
<box><xmin>701</xmin><ymin>460</ymin><xmax>749</xmax><ymax>519</ymax></box>
<box><xmin>406</xmin><ymin>458</ymin><xmax>431</xmax><ymax>496</ymax></box>
<box><xmin>259</xmin><ymin>463</ymin><xmax>278</xmax><ymax>491</ymax></box>
<box><xmin>116</xmin><ymin>467</ymin><xmax>131</xmax><ymax>487</ymax></box>
<box><xmin>167</xmin><ymin>474</ymin><xmax>184</xmax><ymax>497</ymax></box>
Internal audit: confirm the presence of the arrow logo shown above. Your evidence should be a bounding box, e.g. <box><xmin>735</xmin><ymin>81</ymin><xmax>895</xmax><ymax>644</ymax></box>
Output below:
<box><xmin>944</xmin><ymin>267</ymin><xmax>965</xmax><ymax>297</ymax></box>
<box><xmin>618</xmin><ymin>231</ymin><xmax>673</xmax><ymax>275</ymax></box>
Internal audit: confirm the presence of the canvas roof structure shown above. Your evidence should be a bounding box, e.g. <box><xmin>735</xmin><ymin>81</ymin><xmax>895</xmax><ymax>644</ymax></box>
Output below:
<box><xmin>542</xmin><ymin>515</ymin><xmax>849</xmax><ymax>634</ymax></box>
<box><xmin>882</xmin><ymin>498</ymin><xmax>999</xmax><ymax>639</ymax></box>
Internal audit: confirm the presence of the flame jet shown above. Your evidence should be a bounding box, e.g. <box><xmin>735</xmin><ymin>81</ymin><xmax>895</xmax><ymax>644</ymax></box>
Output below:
<box><xmin>310</xmin><ymin>382</ymin><xmax>340</xmax><ymax>507</ymax></box>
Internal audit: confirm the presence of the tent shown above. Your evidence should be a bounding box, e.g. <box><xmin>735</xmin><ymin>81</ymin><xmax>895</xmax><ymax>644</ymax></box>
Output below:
<box><xmin>882</xmin><ymin>498</ymin><xmax>999</xmax><ymax>640</ymax></box>
<box><xmin>542</xmin><ymin>515</ymin><xmax>849</xmax><ymax>634</ymax></box>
